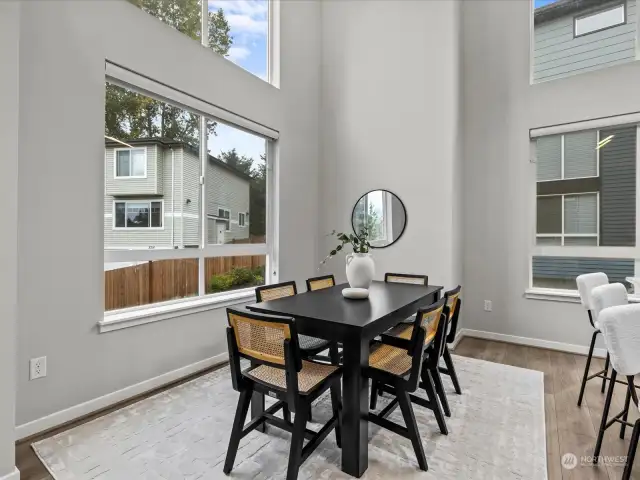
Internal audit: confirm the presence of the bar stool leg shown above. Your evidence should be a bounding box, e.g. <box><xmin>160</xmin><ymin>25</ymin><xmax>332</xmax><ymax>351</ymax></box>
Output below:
<box><xmin>622</xmin><ymin>420</ymin><xmax>640</xmax><ymax>480</ymax></box>
<box><xmin>578</xmin><ymin>331</ymin><xmax>598</xmax><ymax>407</ymax></box>
<box><xmin>602</xmin><ymin>352</ymin><xmax>610</xmax><ymax>393</ymax></box>
<box><xmin>286</xmin><ymin>402</ymin><xmax>310</xmax><ymax>480</ymax></box>
<box><xmin>594</xmin><ymin>369</ymin><xmax>617</xmax><ymax>462</ymax></box>
<box><xmin>224</xmin><ymin>386</ymin><xmax>254</xmax><ymax>474</ymax></box>
<box><xmin>621</xmin><ymin>384</ymin><xmax>632</xmax><ymax>440</ymax></box>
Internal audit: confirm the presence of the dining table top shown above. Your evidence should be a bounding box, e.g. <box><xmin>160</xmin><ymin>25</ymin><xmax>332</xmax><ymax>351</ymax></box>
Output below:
<box><xmin>248</xmin><ymin>280</ymin><xmax>443</xmax><ymax>338</ymax></box>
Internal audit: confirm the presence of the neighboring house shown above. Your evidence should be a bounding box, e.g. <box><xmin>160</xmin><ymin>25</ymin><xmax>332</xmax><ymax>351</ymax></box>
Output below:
<box><xmin>533</xmin><ymin>126</ymin><xmax>637</xmax><ymax>288</ymax></box>
<box><xmin>104</xmin><ymin>138</ymin><xmax>251</xmax><ymax>249</ymax></box>
<box><xmin>534</xmin><ymin>0</ymin><xmax>637</xmax><ymax>83</ymax></box>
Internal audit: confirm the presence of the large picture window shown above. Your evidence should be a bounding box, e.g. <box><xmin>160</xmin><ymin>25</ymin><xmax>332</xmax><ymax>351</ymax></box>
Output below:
<box><xmin>104</xmin><ymin>80</ymin><xmax>274</xmax><ymax>313</ymax></box>
<box><xmin>532</xmin><ymin>123</ymin><xmax>638</xmax><ymax>291</ymax></box>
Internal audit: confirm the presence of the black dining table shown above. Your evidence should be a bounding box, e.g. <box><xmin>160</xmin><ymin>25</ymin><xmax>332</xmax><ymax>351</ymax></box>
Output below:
<box><xmin>247</xmin><ymin>280</ymin><xmax>443</xmax><ymax>477</ymax></box>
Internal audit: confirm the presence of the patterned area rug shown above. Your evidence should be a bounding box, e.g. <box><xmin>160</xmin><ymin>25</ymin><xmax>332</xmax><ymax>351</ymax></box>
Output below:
<box><xmin>32</xmin><ymin>355</ymin><xmax>546</xmax><ymax>479</ymax></box>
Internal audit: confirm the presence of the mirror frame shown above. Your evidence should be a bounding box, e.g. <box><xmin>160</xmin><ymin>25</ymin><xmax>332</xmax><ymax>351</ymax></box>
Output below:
<box><xmin>351</xmin><ymin>189</ymin><xmax>407</xmax><ymax>249</ymax></box>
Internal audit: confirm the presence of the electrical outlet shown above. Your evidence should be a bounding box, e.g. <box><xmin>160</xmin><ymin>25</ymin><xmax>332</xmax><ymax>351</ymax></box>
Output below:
<box><xmin>30</xmin><ymin>356</ymin><xmax>47</xmax><ymax>380</ymax></box>
<box><xmin>484</xmin><ymin>300</ymin><xmax>492</xmax><ymax>312</ymax></box>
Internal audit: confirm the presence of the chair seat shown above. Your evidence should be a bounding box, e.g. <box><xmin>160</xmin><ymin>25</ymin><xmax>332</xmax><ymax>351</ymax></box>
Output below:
<box><xmin>244</xmin><ymin>360</ymin><xmax>338</xmax><ymax>394</ymax></box>
<box><xmin>299</xmin><ymin>334</ymin><xmax>331</xmax><ymax>352</ymax></box>
<box><xmin>368</xmin><ymin>343</ymin><xmax>413</xmax><ymax>376</ymax></box>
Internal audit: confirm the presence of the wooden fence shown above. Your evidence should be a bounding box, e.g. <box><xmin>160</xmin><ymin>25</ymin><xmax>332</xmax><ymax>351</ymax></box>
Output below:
<box><xmin>105</xmin><ymin>254</ymin><xmax>266</xmax><ymax>311</ymax></box>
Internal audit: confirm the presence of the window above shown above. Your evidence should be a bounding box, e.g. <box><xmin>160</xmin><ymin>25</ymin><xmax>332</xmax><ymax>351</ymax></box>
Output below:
<box><xmin>115</xmin><ymin>148</ymin><xmax>147</xmax><ymax>178</ymax></box>
<box><xmin>575</xmin><ymin>4</ymin><xmax>626</xmax><ymax>37</ymax></box>
<box><xmin>114</xmin><ymin>200</ymin><xmax>163</xmax><ymax>229</ymax></box>
<box><xmin>239</xmin><ymin>212</ymin><xmax>246</xmax><ymax>226</ymax></box>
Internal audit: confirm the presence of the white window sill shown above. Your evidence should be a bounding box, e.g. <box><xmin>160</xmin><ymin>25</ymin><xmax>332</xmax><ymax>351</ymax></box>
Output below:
<box><xmin>99</xmin><ymin>289</ymin><xmax>256</xmax><ymax>333</ymax></box>
<box><xmin>525</xmin><ymin>288</ymin><xmax>640</xmax><ymax>304</ymax></box>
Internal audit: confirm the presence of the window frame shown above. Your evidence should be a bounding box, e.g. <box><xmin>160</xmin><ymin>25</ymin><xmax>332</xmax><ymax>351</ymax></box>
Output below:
<box><xmin>238</xmin><ymin>212</ymin><xmax>246</xmax><ymax>227</ymax></box>
<box><xmin>103</xmin><ymin>73</ymin><xmax>278</xmax><ymax>323</ymax></box>
<box><xmin>114</xmin><ymin>147</ymin><xmax>148</xmax><ymax>179</ymax></box>
<box><xmin>113</xmin><ymin>199</ymin><xmax>164</xmax><ymax>230</ymax></box>
<box><xmin>529</xmin><ymin>123</ymin><xmax>640</xmax><ymax>297</ymax></box>
<box><xmin>536</xmin><ymin>131</ymin><xmax>600</xmax><ymax>183</ymax></box>
<box><xmin>574</xmin><ymin>2</ymin><xmax>626</xmax><ymax>38</ymax></box>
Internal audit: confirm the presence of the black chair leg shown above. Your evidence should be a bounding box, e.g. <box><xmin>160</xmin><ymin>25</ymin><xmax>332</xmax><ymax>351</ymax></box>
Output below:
<box><xmin>621</xmin><ymin>384</ymin><xmax>632</xmax><ymax>439</ymax></box>
<box><xmin>594</xmin><ymin>369</ymin><xmax>617</xmax><ymax>461</ymax></box>
<box><xmin>397</xmin><ymin>390</ymin><xmax>428</xmax><ymax>472</ymax></box>
<box><xmin>432</xmin><ymin>368</ymin><xmax>451</xmax><ymax>417</ymax></box>
<box><xmin>330</xmin><ymin>380</ymin><xmax>342</xmax><ymax>448</ymax></box>
<box><xmin>578</xmin><ymin>330</ymin><xmax>598</xmax><ymax>407</ymax></box>
<box><xmin>602</xmin><ymin>352</ymin><xmax>610</xmax><ymax>394</ymax></box>
<box><xmin>370</xmin><ymin>379</ymin><xmax>379</xmax><ymax>410</ymax></box>
<box><xmin>422</xmin><ymin>369</ymin><xmax>448</xmax><ymax>435</ymax></box>
<box><xmin>443</xmin><ymin>346</ymin><xmax>462</xmax><ymax>394</ymax></box>
<box><xmin>286</xmin><ymin>402</ymin><xmax>310</xmax><ymax>480</ymax></box>
<box><xmin>622</xmin><ymin>420</ymin><xmax>640</xmax><ymax>480</ymax></box>
<box><xmin>283</xmin><ymin>404</ymin><xmax>292</xmax><ymax>424</ymax></box>
<box><xmin>224</xmin><ymin>386</ymin><xmax>254</xmax><ymax>474</ymax></box>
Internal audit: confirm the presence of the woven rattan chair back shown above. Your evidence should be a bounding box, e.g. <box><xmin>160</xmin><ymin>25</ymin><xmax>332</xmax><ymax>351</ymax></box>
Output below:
<box><xmin>306</xmin><ymin>275</ymin><xmax>336</xmax><ymax>291</ymax></box>
<box><xmin>255</xmin><ymin>280</ymin><xmax>297</xmax><ymax>302</ymax></box>
<box><xmin>228</xmin><ymin>310</ymin><xmax>292</xmax><ymax>365</ymax></box>
<box><xmin>444</xmin><ymin>285</ymin><xmax>462</xmax><ymax>344</ymax></box>
<box><xmin>385</xmin><ymin>273</ymin><xmax>428</xmax><ymax>286</ymax></box>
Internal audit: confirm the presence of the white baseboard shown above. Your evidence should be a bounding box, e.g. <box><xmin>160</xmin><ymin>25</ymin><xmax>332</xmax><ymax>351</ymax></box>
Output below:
<box><xmin>0</xmin><ymin>467</ymin><xmax>19</xmax><ymax>480</ymax></box>
<box><xmin>456</xmin><ymin>328</ymin><xmax>607</xmax><ymax>358</ymax></box>
<box><xmin>15</xmin><ymin>352</ymin><xmax>228</xmax><ymax>441</ymax></box>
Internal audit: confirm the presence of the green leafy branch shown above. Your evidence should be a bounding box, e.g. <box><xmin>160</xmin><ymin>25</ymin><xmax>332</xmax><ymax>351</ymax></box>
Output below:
<box><xmin>320</xmin><ymin>229</ymin><xmax>372</xmax><ymax>266</ymax></box>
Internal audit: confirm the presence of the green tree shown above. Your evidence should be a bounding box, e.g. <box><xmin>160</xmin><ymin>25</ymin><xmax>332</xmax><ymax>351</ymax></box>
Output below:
<box><xmin>105</xmin><ymin>0</ymin><xmax>233</xmax><ymax>146</ymax></box>
<box><xmin>219</xmin><ymin>149</ymin><xmax>254</xmax><ymax>176</ymax></box>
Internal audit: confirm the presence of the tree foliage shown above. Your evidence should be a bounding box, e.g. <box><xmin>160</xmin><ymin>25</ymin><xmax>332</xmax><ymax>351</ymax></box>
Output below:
<box><xmin>105</xmin><ymin>0</ymin><xmax>233</xmax><ymax>146</ymax></box>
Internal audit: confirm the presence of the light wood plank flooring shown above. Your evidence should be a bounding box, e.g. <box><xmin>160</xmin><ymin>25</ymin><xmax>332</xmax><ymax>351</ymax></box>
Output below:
<box><xmin>15</xmin><ymin>338</ymin><xmax>640</xmax><ymax>479</ymax></box>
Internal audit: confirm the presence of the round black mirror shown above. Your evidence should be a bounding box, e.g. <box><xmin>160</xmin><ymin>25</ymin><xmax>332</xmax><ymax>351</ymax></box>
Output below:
<box><xmin>351</xmin><ymin>190</ymin><xmax>407</xmax><ymax>248</ymax></box>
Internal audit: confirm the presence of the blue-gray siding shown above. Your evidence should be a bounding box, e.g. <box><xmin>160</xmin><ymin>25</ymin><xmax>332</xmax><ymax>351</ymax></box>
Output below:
<box><xmin>600</xmin><ymin>126</ymin><xmax>637</xmax><ymax>246</ymax></box>
<box><xmin>532</xmin><ymin>256</ymin><xmax>634</xmax><ymax>284</ymax></box>
<box><xmin>533</xmin><ymin>0</ymin><xmax>637</xmax><ymax>83</ymax></box>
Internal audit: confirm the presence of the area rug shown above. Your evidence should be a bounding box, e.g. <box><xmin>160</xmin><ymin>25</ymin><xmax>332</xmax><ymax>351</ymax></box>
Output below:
<box><xmin>32</xmin><ymin>355</ymin><xmax>546</xmax><ymax>479</ymax></box>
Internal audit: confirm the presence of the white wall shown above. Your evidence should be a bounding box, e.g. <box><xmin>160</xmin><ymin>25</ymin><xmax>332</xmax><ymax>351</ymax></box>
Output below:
<box><xmin>461</xmin><ymin>0</ymin><xmax>640</xmax><ymax>348</ymax></box>
<box><xmin>319</xmin><ymin>0</ymin><xmax>462</xmax><ymax>288</ymax></box>
<box><xmin>16</xmin><ymin>0</ymin><xmax>320</xmax><ymax>427</ymax></box>
<box><xmin>0</xmin><ymin>1</ymin><xmax>19</xmax><ymax>476</ymax></box>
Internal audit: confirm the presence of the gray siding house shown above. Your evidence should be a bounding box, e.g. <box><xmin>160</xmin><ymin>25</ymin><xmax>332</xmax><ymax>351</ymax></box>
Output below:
<box><xmin>534</xmin><ymin>0</ymin><xmax>637</xmax><ymax>82</ymax></box>
<box><xmin>104</xmin><ymin>138</ymin><xmax>251</xmax><ymax>249</ymax></box>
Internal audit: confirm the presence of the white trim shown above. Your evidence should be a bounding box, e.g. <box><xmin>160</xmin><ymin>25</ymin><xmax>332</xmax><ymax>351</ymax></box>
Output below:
<box><xmin>100</xmin><ymin>289</ymin><xmax>255</xmax><ymax>333</ymax></box>
<box><xmin>531</xmin><ymin>112</ymin><xmax>640</xmax><ymax>138</ymax></box>
<box><xmin>15</xmin><ymin>353</ymin><xmax>229</xmax><ymax>440</ymax></box>
<box><xmin>525</xmin><ymin>286</ymin><xmax>640</xmax><ymax>304</ymax></box>
<box><xmin>105</xmin><ymin>242</ymin><xmax>267</xmax><ymax>262</ymax></box>
<box><xmin>532</xmin><ymin>245</ymin><xmax>637</xmax><ymax>258</ymax></box>
<box><xmin>106</xmin><ymin>62</ymin><xmax>279</xmax><ymax>140</ymax></box>
<box><xmin>456</xmin><ymin>328</ymin><xmax>608</xmax><ymax>358</ymax></box>
<box><xmin>0</xmin><ymin>468</ymin><xmax>19</xmax><ymax>480</ymax></box>
<box><xmin>113</xmin><ymin>147</ymin><xmax>147</xmax><ymax>179</ymax></box>
<box><xmin>113</xmin><ymin>199</ymin><xmax>164</xmax><ymax>230</ymax></box>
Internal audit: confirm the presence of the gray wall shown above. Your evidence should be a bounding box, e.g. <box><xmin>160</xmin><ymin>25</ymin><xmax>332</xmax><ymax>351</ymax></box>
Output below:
<box><xmin>462</xmin><ymin>0</ymin><xmax>640</xmax><ymax>348</ymax></box>
<box><xmin>0</xmin><ymin>1</ymin><xmax>19</xmax><ymax>476</ymax></box>
<box><xmin>319</xmin><ymin>0</ymin><xmax>462</xmax><ymax>288</ymax></box>
<box><xmin>533</xmin><ymin>0</ymin><xmax>637</xmax><ymax>82</ymax></box>
<box><xmin>16</xmin><ymin>0</ymin><xmax>320</xmax><ymax>427</ymax></box>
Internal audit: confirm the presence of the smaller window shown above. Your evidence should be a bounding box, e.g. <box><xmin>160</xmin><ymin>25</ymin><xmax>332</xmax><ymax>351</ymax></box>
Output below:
<box><xmin>115</xmin><ymin>148</ymin><xmax>146</xmax><ymax>178</ymax></box>
<box><xmin>217</xmin><ymin>208</ymin><xmax>230</xmax><ymax>219</ymax></box>
<box><xmin>239</xmin><ymin>213</ymin><xmax>246</xmax><ymax>227</ymax></box>
<box><xmin>575</xmin><ymin>4</ymin><xmax>625</xmax><ymax>37</ymax></box>
<box><xmin>114</xmin><ymin>200</ymin><xmax>163</xmax><ymax>229</ymax></box>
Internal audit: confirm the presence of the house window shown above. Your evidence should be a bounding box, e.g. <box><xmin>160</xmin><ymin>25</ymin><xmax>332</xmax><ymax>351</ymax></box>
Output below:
<box><xmin>104</xmin><ymin>81</ymin><xmax>274</xmax><ymax>313</ymax></box>
<box><xmin>532</xmin><ymin>124</ymin><xmax>637</xmax><ymax>291</ymax></box>
<box><xmin>115</xmin><ymin>148</ymin><xmax>146</xmax><ymax>178</ymax></box>
<box><xmin>239</xmin><ymin>212</ymin><xmax>246</xmax><ymax>226</ymax></box>
<box><xmin>574</xmin><ymin>4</ymin><xmax>626</xmax><ymax>37</ymax></box>
<box><xmin>114</xmin><ymin>201</ymin><xmax>163</xmax><ymax>228</ymax></box>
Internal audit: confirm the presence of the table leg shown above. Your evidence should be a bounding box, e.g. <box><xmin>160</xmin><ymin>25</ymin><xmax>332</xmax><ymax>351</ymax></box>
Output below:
<box><xmin>341</xmin><ymin>336</ymin><xmax>370</xmax><ymax>477</ymax></box>
<box><xmin>250</xmin><ymin>360</ymin><xmax>266</xmax><ymax>433</ymax></box>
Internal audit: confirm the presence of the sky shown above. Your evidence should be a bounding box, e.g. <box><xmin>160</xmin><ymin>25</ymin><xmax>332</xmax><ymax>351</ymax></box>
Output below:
<box><xmin>534</xmin><ymin>0</ymin><xmax>559</xmax><ymax>8</ymax></box>
<box><xmin>207</xmin><ymin>0</ymin><xmax>268</xmax><ymax>167</ymax></box>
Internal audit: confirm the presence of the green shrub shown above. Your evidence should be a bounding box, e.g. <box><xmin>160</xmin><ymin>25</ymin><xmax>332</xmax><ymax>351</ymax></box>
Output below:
<box><xmin>209</xmin><ymin>274</ymin><xmax>234</xmax><ymax>293</ymax></box>
<box><xmin>228</xmin><ymin>267</ymin><xmax>254</xmax><ymax>286</ymax></box>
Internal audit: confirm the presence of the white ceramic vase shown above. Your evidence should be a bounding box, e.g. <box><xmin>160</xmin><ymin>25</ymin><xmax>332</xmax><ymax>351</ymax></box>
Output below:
<box><xmin>346</xmin><ymin>252</ymin><xmax>375</xmax><ymax>289</ymax></box>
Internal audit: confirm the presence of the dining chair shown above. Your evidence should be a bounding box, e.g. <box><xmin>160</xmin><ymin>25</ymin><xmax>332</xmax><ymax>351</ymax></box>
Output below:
<box><xmin>385</xmin><ymin>272</ymin><xmax>429</xmax><ymax>323</ymax></box>
<box><xmin>372</xmin><ymin>298</ymin><xmax>451</xmax><ymax>435</ymax></box>
<box><xmin>306</xmin><ymin>274</ymin><xmax>336</xmax><ymax>291</ymax></box>
<box><xmin>591</xmin><ymin>300</ymin><xmax>640</xmax><ymax>480</ymax></box>
<box><xmin>576</xmin><ymin>272</ymin><xmax>611</xmax><ymax>406</ymax></box>
<box><xmin>224</xmin><ymin>308</ymin><xmax>342</xmax><ymax>480</ymax></box>
<box><xmin>365</xmin><ymin>299</ymin><xmax>448</xmax><ymax>472</ymax></box>
<box><xmin>439</xmin><ymin>286</ymin><xmax>462</xmax><ymax>395</ymax></box>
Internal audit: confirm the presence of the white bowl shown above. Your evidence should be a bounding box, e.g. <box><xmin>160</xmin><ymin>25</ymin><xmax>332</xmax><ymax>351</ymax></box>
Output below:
<box><xmin>342</xmin><ymin>288</ymin><xmax>369</xmax><ymax>299</ymax></box>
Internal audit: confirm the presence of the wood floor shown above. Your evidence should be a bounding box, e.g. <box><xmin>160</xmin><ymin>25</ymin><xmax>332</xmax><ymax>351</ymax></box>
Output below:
<box><xmin>15</xmin><ymin>337</ymin><xmax>640</xmax><ymax>479</ymax></box>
